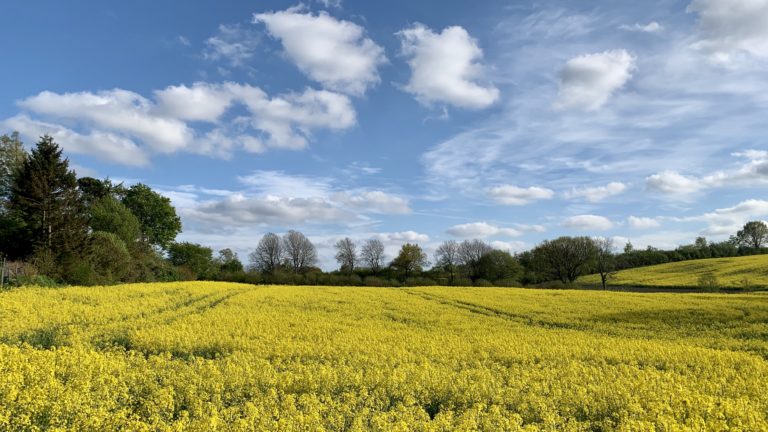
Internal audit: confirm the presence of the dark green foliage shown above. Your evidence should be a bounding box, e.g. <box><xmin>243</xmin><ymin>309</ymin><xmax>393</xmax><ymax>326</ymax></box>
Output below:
<box><xmin>392</xmin><ymin>243</ymin><xmax>428</xmax><ymax>281</ymax></box>
<box><xmin>216</xmin><ymin>248</ymin><xmax>243</xmax><ymax>273</ymax></box>
<box><xmin>90</xmin><ymin>196</ymin><xmax>141</xmax><ymax>245</ymax></box>
<box><xmin>532</xmin><ymin>236</ymin><xmax>597</xmax><ymax>285</ymax></box>
<box><xmin>478</xmin><ymin>250</ymin><xmax>522</xmax><ymax>282</ymax></box>
<box><xmin>8</xmin><ymin>136</ymin><xmax>87</xmax><ymax>268</ymax></box>
<box><xmin>168</xmin><ymin>242</ymin><xmax>215</xmax><ymax>280</ymax></box>
<box><xmin>121</xmin><ymin>184</ymin><xmax>181</xmax><ymax>249</ymax></box>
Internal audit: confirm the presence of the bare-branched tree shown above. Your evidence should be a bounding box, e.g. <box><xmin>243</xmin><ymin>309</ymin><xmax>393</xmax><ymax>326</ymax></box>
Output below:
<box><xmin>282</xmin><ymin>230</ymin><xmax>317</xmax><ymax>273</ymax></box>
<box><xmin>360</xmin><ymin>239</ymin><xmax>385</xmax><ymax>273</ymax></box>
<box><xmin>334</xmin><ymin>237</ymin><xmax>357</xmax><ymax>273</ymax></box>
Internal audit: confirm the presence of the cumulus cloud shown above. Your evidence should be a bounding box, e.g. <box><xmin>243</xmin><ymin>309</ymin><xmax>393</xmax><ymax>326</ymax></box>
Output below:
<box><xmin>332</xmin><ymin>190</ymin><xmax>411</xmax><ymax>214</ymax></box>
<box><xmin>203</xmin><ymin>23</ymin><xmax>261</xmax><ymax>67</ymax></box>
<box><xmin>619</xmin><ymin>22</ymin><xmax>663</xmax><ymax>33</ymax></box>
<box><xmin>563</xmin><ymin>181</ymin><xmax>627</xmax><ymax>202</ymax></box>
<box><xmin>154</xmin><ymin>83</ymin><xmax>234</xmax><ymax>122</ymax></box>
<box><xmin>183</xmin><ymin>194</ymin><xmax>356</xmax><ymax>227</ymax></box>
<box><xmin>446</xmin><ymin>222</ymin><xmax>522</xmax><ymax>238</ymax></box>
<box><xmin>488</xmin><ymin>185</ymin><xmax>554</xmax><ymax>205</ymax></box>
<box><xmin>489</xmin><ymin>240</ymin><xmax>528</xmax><ymax>252</ymax></box>
<box><xmin>175</xmin><ymin>171</ymin><xmax>411</xmax><ymax>229</ymax></box>
<box><xmin>397</xmin><ymin>23</ymin><xmax>499</xmax><ymax>109</ymax></box>
<box><xmin>373</xmin><ymin>231</ymin><xmax>430</xmax><ymax>243</ymax></box>
<box><xmin>253</xmin><ymin>8</ymin><xmax>386</xmax><ymax>95</ymax></box>
<box><xmin>555</xmin><ymin>49</ymin><xmax>636</xmax><ymax>111</ymax></box>
<box><xmin>646</xmin><ymin>150</ymin><xmax>768</xmax><ymax>196</ymax></box>
<box><xmin>8</xmin><ymin>83</ymin><xmax>356</xmax><ymax>164</ymax></box>
<box><xmin>678</xmin><ymin>199</ymin><xmax>768</xmax><ymax>236</ymax></box>
<box><xmin>687</xmin><ymin>0</ymin><xmax>768</xmax><ymax>60</ymax></box>
<box><xmin>627</xmin><ymin>216</ymin><xmax>661</xmax><ymax>229</ymax></box>
<box><xmin>19</xmin><ymin>89</ymin><xmax>193</xmax><ymax>153</ymax></box>
<box><xmin>3</xmin><ymin>114</ymin><xmax>149</xmax><ymax>166</ymax></box>
<box><xmin>562</xmin><ymin>214</ymin><xmax>614</xmax><ymax>231</ymax></box>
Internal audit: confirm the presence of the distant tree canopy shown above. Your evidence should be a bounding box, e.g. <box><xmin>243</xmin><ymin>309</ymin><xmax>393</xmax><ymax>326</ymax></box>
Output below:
<box><xmin>733</xmin><ymin>221</ymin><xmax>768</xmax><ymax>249</ymax></box>
<box><xmin>2</xmin><ymin>132</ymin><xmax>767</xmax><ymax>289</ymax></box>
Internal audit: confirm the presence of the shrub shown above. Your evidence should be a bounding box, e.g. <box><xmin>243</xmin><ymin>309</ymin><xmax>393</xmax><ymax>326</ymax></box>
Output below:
<box><xmin>697</xmin><ymin>272</ymin><xmax>720</xmax><ymax>291</ymax></box>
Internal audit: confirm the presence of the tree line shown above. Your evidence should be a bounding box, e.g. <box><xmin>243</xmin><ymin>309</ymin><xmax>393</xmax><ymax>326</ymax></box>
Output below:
<box><xmin>2</xmin><ymin>134</ymin><xmax>767</xmax><ymax>288</ymax></box>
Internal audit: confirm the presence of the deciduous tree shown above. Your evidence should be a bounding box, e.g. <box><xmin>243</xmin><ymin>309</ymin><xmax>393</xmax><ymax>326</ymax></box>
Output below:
<box><xmin>121</xmin><ymin>184</ymin><xmax>181</xmax><ymax>250</ymax></box>
<box><xmin>360</xmin><ymin>239</ymin><xmax>385</xmax><ymax>273</ymax></box>
<box><xmin>334</xmin><ymin>237</ymin><xmax>357</xmax><ymax>273</ymax></box>
<box><xmin>392</xmin><ymin>243</ymin><xmax>428</xmax><ymax>281</ymax></box>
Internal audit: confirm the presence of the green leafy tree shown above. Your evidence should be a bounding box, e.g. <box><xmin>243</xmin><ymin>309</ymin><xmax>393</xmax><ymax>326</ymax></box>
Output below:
<box><xmin>217</xmin><ymin>248</ymin><xmax>244</xmax><ymax>273</ymax></box>
<box><xmin>90</xmin><ymin>196</ymin><xmax>141</xmax><ymax>245</ymax></box>
<box><xmin>478</xmin><ymin>249</ymin><xmax>522</xmax><ymax>282</ymax></box>
<box><xmin>733</xmin><ymin>221</ymin><xmax>768</xmax><ymax>249</ymax></box>
<box><xmin>532</xmin><ymin>236</ymin><xmax>597</xmax><ymax>285</ymax></box>
<box><xmin>79</xmin><ymin>231</ymin><xmax>132</xmax><ymax>284</ymax></box>
<box><xmin>392</xmin><ymin>243</ymin><xmax>428</xmax><ymax>281</ymax></box>
<box><xmin>77</xmin><ymin>177</ymin><xmax>116</xmax><ymax>208</ymax></box>
<box><xmin>9</xmin><ymin>135</ymin><xmax>87</xmax><ymax>264</ymax></box>
<box><xmin>121</xmin><ymin>183</ymin><xmax>181</xmax><ymax>249</ymax></box>
<box><xmin>168</xmin><ymin>242</ymin><xmax>215</xmax><ymax>279</ymax></box>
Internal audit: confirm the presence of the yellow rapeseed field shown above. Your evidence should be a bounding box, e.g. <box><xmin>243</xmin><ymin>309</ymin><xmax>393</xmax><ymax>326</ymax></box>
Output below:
<box><xmin>1</xmin><ymin>282</ymin><xmax>768</xmax><ymax>431</ymax></box>
<box><xmin>579</xmin><ymin>254</ymin><xmax>768</xmax><ymax>290</ymax></box>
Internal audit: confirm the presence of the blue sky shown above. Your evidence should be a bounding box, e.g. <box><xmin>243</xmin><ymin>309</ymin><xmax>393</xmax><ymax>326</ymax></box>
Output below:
<box><xmin>2</xmin><ymin>0</ymin><xmax>768</xmax><ymax>268</ymax></box>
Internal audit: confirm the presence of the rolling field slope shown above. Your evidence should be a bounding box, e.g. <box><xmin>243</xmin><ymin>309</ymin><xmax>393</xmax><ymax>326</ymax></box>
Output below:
<box><xmin>1</xmin><ymin>282</ymin><xmax>768</xmax><ymax>430</ymax></box>
<box><xmin>580</xmin><ymin>254</ymin><xmax>768</xmax><ymax>290</ymax></box>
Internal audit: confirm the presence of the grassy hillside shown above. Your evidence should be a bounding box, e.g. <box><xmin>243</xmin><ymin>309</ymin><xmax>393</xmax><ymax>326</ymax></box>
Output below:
<box><xmin>1</xmin><ymin>282</ymin><xmax>768</xmax><ymax>430</ymax></box>
<box><xmin>579</xmin><ymin>254</ymin><xmax>768</xmax><ymax>290</ymax></box>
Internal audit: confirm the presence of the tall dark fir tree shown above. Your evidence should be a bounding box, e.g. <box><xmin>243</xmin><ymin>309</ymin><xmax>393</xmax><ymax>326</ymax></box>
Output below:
<box><xmin>9</xmin><ymin>135</ymin><xmax>87</xmax><ymax>267</ymax></box>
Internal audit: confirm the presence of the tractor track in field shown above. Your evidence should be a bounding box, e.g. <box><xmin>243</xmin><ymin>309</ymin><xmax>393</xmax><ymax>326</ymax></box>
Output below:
<box><xmin>404</xmin><ymin>289</ymin><xmax>579</xmax><ymax>330</ymax></box>
<box><xmin>8</xmin><ymin>288</ymin><xmax>247</xmax><ymax>350</ymax></box>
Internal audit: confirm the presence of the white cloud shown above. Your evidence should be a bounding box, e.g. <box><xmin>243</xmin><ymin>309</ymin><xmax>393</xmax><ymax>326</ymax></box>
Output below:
<box><xmin>627</xmin><ymin>216</ymin><xmax>661</xmax><ymax>229</ymax></box>
<box><xmin>646</xmin><ymin>170</ymin><xmax>704</xmax><ymax>195</ymax></box>
<box><xmin>154</xmin><ymin>83</ymin><xmax>234</xmax><ymax>122</ymax></box>
<box><xmin>19</xmin><ymin>89</ymin><xmax>193</xmax><ymax>153</ymax></box>
<box><xmin>183</xmin><ymin>194</ymin><xmax>356</xmax><ymax>227</ymax></box>
<box><xmin>203</xmin><ymin>23</ymin><xmax>260</xmax><ymax>67</ymax></box>
<box><xmin>446</xmin><ymin>222</ymin><xmax>521</xmax><ymax>238</ymax></box>
<box><xmin>373</xmin><ymin>231</ymin><xmax>430</xmax><ymax>243</ymax></box>
<box><xmin>332</xmin><ymin>190</ymin><xmax>411</xmax><ymax>214</ymax></box>
<box><xmin>488</xmin><ymin>185</ymin><xmax>554</xmax><ymax>205</ymax></box>
<box><xmin>563</xmin><ymin>181</ymin><xmax>627</xmax><ymax>202</ymax></box>
<box><xmin>562</xmin><ymin>214</ymin><xmax>614</xmax><ymax>231</ymax></box>
<box><xmin>397</xmin><ymin>23</ymin><xmax>499</xmax><ymax>109</ymax></box>
<box><xmin>688</xmin><ymin>0</ymin><xmax>768</xmax><ymax>60</ymax></box>
<box><xmin>619</xmin><ymin>22</ymin><xmax>663</xmax><ymax>33</ymax></box>
<box><xmin>646</xmin><ymin>150</ymin><xmax>768</xmax><ymax>196</ymax></box>
<box><xmin>238</xmin><ymin>170</ymin><xmax>334</xmax><ymax>198</ymax></box>
<box><xmin>678</xmin><ymin>199</ymin><xmax>768</xmax><ymax>236</ymax></box>
<box><xmin>489</xmin><ymin>240</ymin><xmax>527</xmax><ymax>252</ymax></box>
<box><xmin>229</xmin><ymin>85</ymin><xmax>356</xmax><ymax>149</ymax></box>
<box><xmin>253</xmin><ymin>8</ymin><xmax>386</xmax><ymax>95</ymax></box>
<box><xmin>9</xmin><ymin>83</ymin><xmax>356</xmax><ymax>163</ymax></box>
<box><xmin>555</xmin><ymin>49</ymin><xmax>636</xmax><ymax>111</ymax></box>
<box><xmin>3</xmin><ymin>114</ymin><xmax>150</xmax><ymax>166</ymax></box>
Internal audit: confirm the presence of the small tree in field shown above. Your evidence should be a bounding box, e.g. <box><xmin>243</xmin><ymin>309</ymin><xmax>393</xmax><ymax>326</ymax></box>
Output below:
<box><xmin>593</xmin><ymin>237</ymin><xmax>616</xmax><ymax>289</ymax></box>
